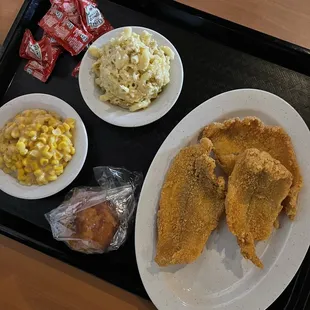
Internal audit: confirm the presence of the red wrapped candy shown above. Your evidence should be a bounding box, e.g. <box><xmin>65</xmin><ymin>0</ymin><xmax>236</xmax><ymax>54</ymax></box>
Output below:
<box><xmin>24</xmin><ymin>41</ymin><xmax>62</xmax><ymax>83</ymax></box>
<box><xmin>50</xmin><ymin>0</ymin><xmax>81</xmax><ymax>26</ymax></box>
<box><xmin>71</xmin><ymin>61</ymin><xmax>81</xmax><ymax>77</ymax></box>
<box><xmin>74</xmin><ymin>0</ymin><xmax>113</xmax><ymax>40</ymax></box>
<box><xmin>39</xmin><ymin>5</ymin><xmax>93</xmax><ymax>55</ymax></box>
<box><xmin>19</xmin><ymin>29</ymin><xmax>53</xmax><ymax>64</ymax></box>
<box><xmin>43</xmin><ymin>32</ymin><xmax>61</xmax><ymax>47</ymax></box>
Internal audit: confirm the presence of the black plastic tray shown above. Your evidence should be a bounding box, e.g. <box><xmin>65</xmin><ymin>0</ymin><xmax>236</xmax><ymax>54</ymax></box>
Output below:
<box><xmin>0</xmin><ymin>0</ymin><xmax>309</xmax><ymax>308</ymax></box>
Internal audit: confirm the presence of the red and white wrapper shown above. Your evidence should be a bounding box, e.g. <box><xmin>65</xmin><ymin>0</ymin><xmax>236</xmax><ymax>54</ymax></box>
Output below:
<box><xmin>43</xmin><ymin>32</ymin><xmax>61</xmax><ymax>47</ymax></box>
<box><xmin>74</xmin><ymin>0</ymin><xmax>113</xmax><ymax>41</ymax></box>
<box><xmin>71</xmin><ymin>61</ymin><xmax>81</xmax><ymax>77</ymax></box>
<box><xmin>19</xmin><ymin>29</ymin><xmax>53</xmax><ymax>64</ymax></box>
<box><xmin>24</xmin><ymin>41</ymin><xmax>62</xmax><ymax>83</ymax></box>
<box><xmin>39</xmin><ymin>5</ymin><xmax>93</xmax><ymax>55</ymax></box>
<box><xmin>50</xmin><ymin>0</ymin><xmax>81</xmax><ymax>26</ymax></box>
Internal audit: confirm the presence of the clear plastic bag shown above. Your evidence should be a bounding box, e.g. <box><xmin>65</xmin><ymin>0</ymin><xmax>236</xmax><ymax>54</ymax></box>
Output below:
<box><xmin>45</xmin><ymin>167</ymin><xmax>142</xmax><ymax>254</ymax></box>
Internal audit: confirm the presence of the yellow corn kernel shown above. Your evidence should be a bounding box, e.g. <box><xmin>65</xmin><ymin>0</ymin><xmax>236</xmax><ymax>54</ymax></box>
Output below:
<box><xmin>29</xmin><ymin>150</ymin><xmax>40</xmax><ymax>158</ymax></box>
<box><xmin>3</xmin><ymin>154</ymin><xmax>11</xmax><ymax>163</ymax></box>
<box><xmin>18</xmin><ymin>123</ymin><xmax>26</xmax><ymax>131</ymax></box>
<box><xmin>17</xmin><ymin>168</ymin><xmax>24</xmax><ymax>176</ymax></box>
<box><xmin>51</xmin><ymin>159</ymin><xmax>59</xmax><ymax>165</ymax></box>
<box><xmin>27</xmin><ymin>131</ymin><xmax>36</xmax><ymax>138</ymax></box>
<box><xmin>34</xmin><ymin>169</ymin><xmax>43</xmax><ymax>178</ymax></box>
<box><xmin>35</xmin><ymin>123</ymin><xmax>42</xmax><ymax>131</ymax></box>
<box><xmin>5</xmin><ymin>161</ymin><xmax>11</xmax><ymax>168</ymax></box>
<box><xmin>24</xmin><ymin>166</ymin><xmax>32</xmax><ymax>173</ymax></box>
<box><xmin>70</xmin><ymin>147</ymin><xmax>75</xmax><ymax>155</ymax></box>
<box><xmin>17</xmin><ymin>169</ymin><xmax>26</xmax><ymax>180</ymax></box>
<box><xmin>63</xmin><ymin>154</ymin><xmax>72</xmax><ymax>162</ymax></box>
<box><xmin>64</xmin><ymin>131</ymin><xmax>72</xmax><ymax>139</ymax></box>
<box><xmin>53</xmin><ymin>150</ymin><xmax>63</xmax><ymax>160</ymax></box>
<box><xmin>11</xmin><ymin>154</ymin><xmax>18</xmax><ymax>161</ymax></box>
<box><xmin>42</xmin><ymin>145</ymin><xmax>50</xmax><ymax>152</ymax></box>
<box><xmin>35</xmin><ymin>142</ymin><xmax>45</xmax><ymax>150</ymax></box>
<box><xmin>54</xmin><ymin>165</ymin><xmax>63</xmax><ymax>176</ymax></box>
<box><xmin>48</xmin><ymin>118</ymin><xmax>57</xmax><ymax>126</ymax></box>
<box><xmin>30</xmin><ymin>161</ymin><xmax>39</xmax><ymax>171</ymax></box>
<box><xmin>62</xmin><ymin>162</ymin><xmax>68</xmax><ymax>168</ymax></box>
<box><xmin>20</xmin><ymin>148</ymin><xmax>28</xmax><ymax>156</ymax></box>
<box><xmin>38</xmin><ymin>134</ymin><xmax>48</xmax><ymax>143</ymax></box>
<box><xmin>20</xmin><ymin>137</ymin><xmax>27</xmax><ymax>142</ymax></box>
<box><xmin>65</xmin><ymin>118</ymin><xmax>75</xmax><ymax>129</ymax></box>
<box><xmin>15</xmin><ymin>161</ymin><xmax>23</xmax><ymax>169</ymax></box>
<box><xmin>42</xmin><ymin>151</ymin><xmax>53</xmax><ymax>159</ymax></box>
<box><xmin>22</xmin><ymin>158</ymin><xmax>27</xmax><ymax>166</ymax></box>
<box><xmin>63</xmin><ymin>146</ymin><xmax>71</xmax><ymax>154</ymax></box>
<box><xmin>16</xmin><ymin>141</ymin><xmax>25</xmax><ymax>150</ymax></box>
<box><xmin>57</xmin><ymin>141</ymin><xmax>67</xmax><ymax>151</ymax></box>
<box><xmin>40</xmin><ymin>158</ymin><xmax>49</xmax><ymax>166</ymax></box>
<box><xmin>41</xmin><ymin>125</ymin><xmax>48</xmax><ymax>133</ymax></box>
<box><xmin>17</xmin><ymin>174</ymin><xmax>26</xmax><ymax>182</ymax></box>
<box><xmin>47</xmin><ymin>169</ymin><xmax>56</xmax><ymax>176</ymax></box>
<box><xmin>61</xmin><ymin>134</ymin><xmax>72</xmax><ymax>144</ymax></box>
<box><xmin>47</xmin><ymin>175</ymin><xmax>57</xmax><ymax>182</ymax></box>
<box><xmin>11</xmin><ymin>128</ymin><xmax>20</xmax><ymax>138</ymax></box>
<box><xmin>63</xmin><ymin>122</ymin><xmax>70</xmax><ymax>132</ymax></box>
<box><xmin>48</xmin><ymin>136</ymin><xmax>56</xmax><ymax>145</ymax></box>
<box><xmin>60</xmin><ymin>125</ymin><xmax>66</xmax><ymax>133</ymax></box>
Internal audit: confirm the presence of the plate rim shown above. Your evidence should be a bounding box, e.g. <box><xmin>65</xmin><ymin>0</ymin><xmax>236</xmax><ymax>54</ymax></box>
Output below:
<box><xmin>79</xmin><ymin>25</ymin><xmax>184</xmax><ymax>127</ymax></box>
<box><xmin>0</xmin><ymin>93</ymin><xmax>88</xmax><ymax>200</ymax></box>
<box><xmin>135</xmin><ymin>88</ymin><xmax>310</xmax><ymax>310</ymax></box>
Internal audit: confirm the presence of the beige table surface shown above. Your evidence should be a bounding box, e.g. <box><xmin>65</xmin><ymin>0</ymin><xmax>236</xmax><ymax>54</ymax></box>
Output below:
<box><xmin>177</xmin><ymin>0</ymin><xmax>310</xmax><ymax>49</ymax></box>
<box><xmin>1</xmin><ymin>0</ymin><xmax>310</xmax><ymax>309</ymax></box>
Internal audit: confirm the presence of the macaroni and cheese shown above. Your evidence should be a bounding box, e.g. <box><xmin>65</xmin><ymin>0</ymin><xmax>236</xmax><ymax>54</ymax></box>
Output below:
<box><xmin>0</xmin><ymin>109</ymin><xmax>76</xmax><ymax>186</ymax></box>
<box><xmin>89</xmin><ymin>27</ymin><xmax>174</xmax><ymax>112</ymax></box>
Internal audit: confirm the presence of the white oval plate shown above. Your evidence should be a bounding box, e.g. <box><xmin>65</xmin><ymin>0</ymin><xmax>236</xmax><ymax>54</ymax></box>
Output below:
<box><xmin>0</xmin><ymin>94</ymin><xmax>88</xmax><ymax>200</ymax></box>
<box><xmin>79</xmin><ymin>26</ymin><xmax>184</xmax><ymax>127</ymax></box>
<box><xmin>135</xmin><ymin>89</ymin><xmax>310</xmax><ymax>310</ymax></box>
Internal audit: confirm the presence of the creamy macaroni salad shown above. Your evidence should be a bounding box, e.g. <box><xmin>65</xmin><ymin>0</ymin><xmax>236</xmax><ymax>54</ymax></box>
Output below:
<box><xmin>0</xmin><ymin>109</ymin><xmax>76</xmax><ymax>186</ymax></box>
<box><xmin>89</xmin><ymin>27</ymin><xmax>175</xmax><ymax>111</ymax></box>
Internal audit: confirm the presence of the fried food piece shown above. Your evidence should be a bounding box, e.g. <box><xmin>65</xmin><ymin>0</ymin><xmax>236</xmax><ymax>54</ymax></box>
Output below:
<box><xmin>202</xmin><ymin>117</ymin><xmax>302</xmax><ymax>219</ymax></box>
<box><xmin>155</xmin><ymin>138</ymin><xmax>226</xmax><ymax>266</ymax></box>
<box><xmin>69</xmin><ymin>201</ymin><xmax>119</xmax><ymax>253</ymax></box>
<box><xmin>226</xmin><ymin>149</ymin><xmax>293</xmax><ymax>268</ymax></box>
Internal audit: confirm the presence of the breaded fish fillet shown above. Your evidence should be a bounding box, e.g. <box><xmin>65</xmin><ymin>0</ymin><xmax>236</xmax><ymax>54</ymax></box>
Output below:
<box><xmin>202</xmin><ymin>117</ymin><xmax>302</xmax><ymax>219</ymax></box>
<box><xmin>155</xmin><ymin>138</ymin><xmax>226</xmax><ymax>266</ymax></box>
<box><xmin>226</xmin><ymin>149</ymin><xmax>293</xmax><ymax>268</ymax></box>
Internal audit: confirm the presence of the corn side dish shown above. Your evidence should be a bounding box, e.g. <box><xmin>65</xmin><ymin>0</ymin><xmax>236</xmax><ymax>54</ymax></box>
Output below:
<box><xmin>0</xmin><ymin>109</ymin><xmax>76</xmax><ymax>186</ymax></box>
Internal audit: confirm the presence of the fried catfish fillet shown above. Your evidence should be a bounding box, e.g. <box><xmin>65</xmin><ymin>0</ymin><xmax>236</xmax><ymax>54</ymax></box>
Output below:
<box><xmin>226</xmin><ymin>149</ymin><xmax>293</xmax><ymax>268</ymax></box>
<box><xmin>155</xmin><ymin>138</ymin><xmax>226</xmax><ymax>266</ymax></box>
<box><xmin>202</xmin><ymin>117</ymin><xmax>302</xmax><ymax>219</ymax></box>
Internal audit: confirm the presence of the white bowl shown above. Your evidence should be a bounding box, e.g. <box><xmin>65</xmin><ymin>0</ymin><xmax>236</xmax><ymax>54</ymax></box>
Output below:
<box><xmin>0</xmin><ymin>94</ymin><xmax>88</xmax><ymax>200</ymax></box>
<box><xmin>79</xmin><ymin>26</ymin><xmax>184</xmax><ymax>127</ymax></box>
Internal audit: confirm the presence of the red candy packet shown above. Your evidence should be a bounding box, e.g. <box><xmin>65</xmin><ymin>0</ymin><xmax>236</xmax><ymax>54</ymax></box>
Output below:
<box><xmin>74</xmin><ymin>0</ymin><xmax>113</xmax><ymax>40</ymax></box>
<box><xmin>71</xmin><ymin>61</ymin><xmax>81</xmax><ymax>77</ymax></box>
<box><xmin>24</xmin><ymin>41</ymin><xmax>62</xmax><ymax>83</ymax></box>
<box><xmin>19</xmin><ymin>29</ymin><xmax>53</xmax><ymax>64</ymax></box>
<box><xmin>39</xmin><ymin>5</ymin><xmax>93</xmax><ymax>56</ymax></box>
<box><xmin>50</xmin><ymin>0</ymin><xmax>81</xmax><ymax>26</ymax></box>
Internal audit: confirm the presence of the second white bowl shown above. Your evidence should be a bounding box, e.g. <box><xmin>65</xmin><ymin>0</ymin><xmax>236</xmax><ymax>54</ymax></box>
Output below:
<box><xmin>79</xmin><ymin>26</ymin><xmax>184</xmax><ymax>127</ymax></box>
